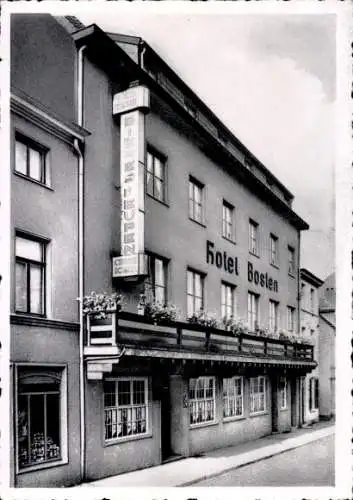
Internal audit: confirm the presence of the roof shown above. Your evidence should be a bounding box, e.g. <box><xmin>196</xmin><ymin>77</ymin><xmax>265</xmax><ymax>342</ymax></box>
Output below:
<box><xmin>300</xmin><ymin>268</ymin><xmax>324</xmax><ymax>288</ymax></box>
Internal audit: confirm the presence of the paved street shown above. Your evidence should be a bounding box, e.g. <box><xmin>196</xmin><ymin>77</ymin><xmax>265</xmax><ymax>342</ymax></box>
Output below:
<box><xmin>192</xmin><ymin>435</ymin><xmax>334</xmax><ymax>487</ymax></box>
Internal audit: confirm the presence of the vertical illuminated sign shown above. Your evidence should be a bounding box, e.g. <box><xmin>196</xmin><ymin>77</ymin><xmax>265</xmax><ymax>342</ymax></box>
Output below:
<box><xmin>112</xmin><ymin>86</ymin><xmax>150</xmax><ymax>278</ymax></box>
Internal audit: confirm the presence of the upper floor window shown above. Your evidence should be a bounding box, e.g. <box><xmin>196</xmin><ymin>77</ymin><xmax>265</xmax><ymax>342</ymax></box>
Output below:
<box><xmin>269</xmin><ymin>234</ymin><xmax>279</xmax><ymax>266</ymax></box>
<box><xmin>15</xmin><ymin>234</ymin><xmax>46</xmax><ymax>315</ymax></box>
<box><xmin>146</xmin><ymin>148</ymin><xmax>166</xmax><ymax>203</ymax></box>
<box><xmin>222</xmin><ymin>201</ymin><xmax>235</xmax><ymax>241</ymax></box>
<box><xmin>189</xmin><ymin>177</ymin><xmax>204</xmax><ymax>225</ymax></box>
<box><xmin>104</xmin><ymin>377</ymin><xmax>148</xmax><ymax>441</ymax></box>
<box><xmin>247</xmin><ymin>292</ymin><xmax>259</xmax><ymax>331</ymax></box>
<box><xmin>287</xmin><ymin>306</ymin><xmax>295</xmax><ymax>332</ymax></box>
<box><xmin>187</xmin><ymin>269</ymin><xmax>204</xmax><ymax>317</ymax></box>
<box><xmin>288</xmin><ymin>246</ymin><xmax>295</xmax><ymax>275</ymax></box>
<box><xmin>221</xmin><ymin>282</ymin><xmax>236</xmax><ymax>321</ymax></box>
<box><xmin>15</xmin><ymin>133</ymin><xmax>49</xmax><ymax>185</ymax></box>
<box><xmin>144</xmin><ymin>254</ymin><xmax>168</xmax><ymax>305</ymax></box>
<box><xmin>249</xmin><ymin>219</ymin><xmax>259</xmax><ymax>256</ymax></box>
<box><xmin>269</xmin><ymin>300</ymin><xmax>278</xmax><ymax>333</ymax></box>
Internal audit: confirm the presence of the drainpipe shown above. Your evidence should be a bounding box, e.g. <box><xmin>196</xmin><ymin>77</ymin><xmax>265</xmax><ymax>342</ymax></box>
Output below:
<box><xmin>75</xmin><ymin>44</ymin><xmax>86</xmax><ymax>483</ymax></box>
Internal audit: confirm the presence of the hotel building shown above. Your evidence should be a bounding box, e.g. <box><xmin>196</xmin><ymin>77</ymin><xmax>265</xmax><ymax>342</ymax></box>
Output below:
<box><xmin>10</xmin><ymin>14</ymin><xmax>316</xmax><ymax>487</ymax></box>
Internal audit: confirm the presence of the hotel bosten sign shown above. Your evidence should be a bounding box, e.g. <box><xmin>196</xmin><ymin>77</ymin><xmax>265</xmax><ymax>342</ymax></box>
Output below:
<box><xmin>112</xmin><ymin>86</ymin><xmax>150</xmax><ymax>278</ymax></box>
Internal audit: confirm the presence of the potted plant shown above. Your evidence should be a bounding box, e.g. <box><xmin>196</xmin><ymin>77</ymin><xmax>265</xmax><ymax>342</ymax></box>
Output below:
<box><xmin>222</xmin><ymin>317</ymin><xmax>249</xmax><ymax>336</ymax></box>
<box><xmin>188</xmin><ymin>309</ymin><xmax>220</xmax><ymax>329</ymax></box>
<box><xmin>144</xmin><ymin>301</ymin><xmax>179</xmax><ymax>325</ymax></box>
<box><xmin>81</xmin><ymin>291</ymin><xmax>123</xmax><ymax>321</ymax></box>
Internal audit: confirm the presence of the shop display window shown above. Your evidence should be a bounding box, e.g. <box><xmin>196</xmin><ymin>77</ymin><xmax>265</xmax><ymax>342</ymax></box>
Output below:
<box><xmin>189</xmin><ymin>376</ymin><xmax>215</xmax><ymax>425</ymax></box>
<box><xmin>223</xmin><ymin>377</ymin><xmax>243</xmax><ymax>418</ymax></box>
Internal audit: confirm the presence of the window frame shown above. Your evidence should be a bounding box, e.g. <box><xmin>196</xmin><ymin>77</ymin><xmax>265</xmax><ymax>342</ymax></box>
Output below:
<box><xmin>288</xmin><ymin>246</ymin><xmax>295</xmax><ymax>276</ymax></box>
<box><xmin>145</xmin><ymin>146</ymin><xmax>167</xmax><ymax>204</ymax></box>
<box><xmin>249</xmin><ymin>219</ymin><xmax>260</xmax><ymax>256</ymax></box>
<box><xmin>14</xmin><ymin>131</ymin><xmax>49</xmax><ymax>186</ymax></box>
<box><xmin>269</xmin><ymin>233</ymin><xmax>279</xmax><ymax>267</ymax></box>
<box><xmin>15</xmin><ymin>232</ymin><xmax>48</xmax><ymax>316</ymax></box>
<box><xmin>15</xmin><ymin>364</ymin><xmax>68</xmax><ymax>474</ymax></box>
<box><xmin>287</xmin><ymin>306</ymin><xmax>295</xmax><ymax>333</ymax></box>
<box><xmin>247</xmin><ymin>291</ymin><xmax>259</xmax><ymax>332</ymax></box>
<box><xmin>309</xmin><ymin>377</ymin><xmax>319</xmax><ymax>411</ymax></box>
<box><xmin>223</xmin><ymin>376</ymin><xmax>244</xmax><ymax>420</ymax></box>
<box><xmin>144</xmin><ymin>253</ymin><xmax>168</xmax><ymax>305</ymax></box>
<box><xmin>103</xmin><ymin>377</ymin><xmax>149</xmax><ymax>443</ymax></box>
<box><xmin>189</xmin><ymin>376</ymin><xmax>216</xmax><ymax>427</ymax></box>
<box><xmin>269</xmin><ymin>299</ymin><xmax>279</xmax><ymax>333</ymax></box>
<box><xmin>221</xmin><ymin>281</ymin><xmax>236</xmax><ymax>321</ymax></box>
<box><xmin>249</xmin><ymin>376</ymin><xmax>267</xmax><ymax>415</ymax></box>
<box><xmin>222</xmin><ymin>200</ymin><xmax>235</xmax><ymax>242</ymax></box>
<box><xmin>280</xmin><ymin>377</ymin><xmax>287</xmax><ymax>410</ymax></box>
<box><xmin>188</xmin><ymin>176</ymin><xmax>205</xmax><ymax>226</ymax></box>
<box><xmin>187</xmin><ymin>268</ymin><xmax>205</xmax><ymax>317</ymax></box>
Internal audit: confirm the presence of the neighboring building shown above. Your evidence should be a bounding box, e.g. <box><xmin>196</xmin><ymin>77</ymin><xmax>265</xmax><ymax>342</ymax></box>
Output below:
<box><xmin>10</xmin><ymin>15</ymin><xmax>316</xmax><ymax>487</ymax></box>
<box><xmin>300</xmin><ymin>269</ymin><xmax>323</xmax><ymax>425</ymax></box>
<box><xmin>318</xmin><ymin>273</ymin><xmax>336</xmax><ymax>419</ymax></box>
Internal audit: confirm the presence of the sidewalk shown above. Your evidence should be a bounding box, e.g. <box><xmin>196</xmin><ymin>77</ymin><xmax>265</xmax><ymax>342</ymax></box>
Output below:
<box><xmin>79</xmin><ymin>420</ymin><xmax>334</xmax><ymax>487</ymax></box>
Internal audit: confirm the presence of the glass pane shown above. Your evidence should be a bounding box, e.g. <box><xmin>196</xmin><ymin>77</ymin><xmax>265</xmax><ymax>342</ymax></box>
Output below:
<box><xmin>133</xmin><ymin>380</ymin><xmax>145</xmax><ymax>405</ymax></box>
<box><xmin>194</xmin><ymin>185</ymin><xmax>201</xmax><ymax>204</ymax></box>
<box><xmin>187</xmin><ymin>295</ymin><xmax>194</xmax><ymax>317</ymax></box>
<box><xmin>146</xmin><ymin>171</ymin><xmax>154</xmax><ymax>196</ymax></box>
<box><xmin>195</xmin><ymin>296</ymin><xmax>202</xmax><ymax>313</ymax></box>
<box><xmin>154</xmin><ymin>157</ymin><xmax>163</xmax><ymax>179</ymax></box>
<box><xmin>104</xmin><ymin>381</ymin><xmax>116</xmax><ymax>407</ymax></box>
<box><xmin>46</xmin><ymin>394</ymin><xmax>60</xmax><ymax>460</ymax></box>
<box><xmin>18</xmin><ymin>395</ymin><xmax>29</xmax><ymax>467</ymax></box>
<box><xmin>147</xmin><ymin>152</ymin><xmax>153</xmax><ymax>173</ymax></box>
<box><xmin>30</xmin><ymin>265</ymin><xmax>43</xmax><ymax>314</ymax></box>
<box><xmin>15</xmin><ymin>141</ymin><xmax>27</xmax><ymax>175</ymax></box>
<box><xmin>16</xmin><ymin>237</ymin><xmax>42</xmax><ymax>261</ymax></box>
<box><xmin>194</xmin><ymin>274</ymin><xmax>201</xmax><ymax>297</ymax></box>
<box><xmin>194</xmin><ymin>202</ymin><xmax>202</xmax><ymax>222</ymax></box>
<box><xmin>29</xmin><ymin>394</ymin><xmax>45</xmax><ymax>464</ymax></box>
<box><xmin>29</xmin><ymin>148</ymin><xmax>42</xmax><ymax>182</ymax></box>
<box><xmin>16</xmin><ymin>262</ymin><xmax>27</xmax><ymax>312</ymax></box>
<box><xmin>155</xmin><ymin>286</ymin><xmax>165</xmax><ymax>305</ymax></box>
<box><xmin>154</xmin><ymin>259</ymin><xmax>164</xmax><ymax>286</ymax></box>
<box><xmin>154</xmin><ymin>178</ymin><xmax>163</xmax><ymax>201</ymax></box>
<box><xmin>187</xmin><ymin>271</ymin><xmax>193</xmax><ymax>294</ymax></box>
<box><xmin>117</xmin><ymin>380</ymin><xmax>131</xmax><ymax>406</ymax></box>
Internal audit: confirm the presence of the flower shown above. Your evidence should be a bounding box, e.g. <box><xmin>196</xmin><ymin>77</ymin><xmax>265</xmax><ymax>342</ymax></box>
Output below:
<box><xmin>144</xmin><ymin>301</ymin><xmax>179</xmax><ymax>324</ymax></box>
<box><xmin>80</xmin><ymin>291</ymin><xmax>123</xmax><ymax>319</ymax></box>
<box><xmin>188</xmin><ymin>309</ymin><xmax>220</xmax><ymax>329</ymax></box>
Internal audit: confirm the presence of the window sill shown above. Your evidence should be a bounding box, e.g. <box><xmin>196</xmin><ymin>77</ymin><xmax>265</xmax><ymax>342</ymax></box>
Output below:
<box><xmin>223</xmin><ymin>415</ymin><xmax>246</xmax><ymax>423</ymax></box>
<box><xmin>190</xmin><ymin>420</ymin><xmax>218</xmax><ymax>430</ymax></box>
<box><xmin>189</xmin><ymin>217</ymin><xmax>206</xmax><ymax>228</ymax></box>
<box><xmin>270</xmin><ymin>262</ymin><xmax>280</xmax><ymax>270</ymax></box>
<box><xmin>104</xmin><ymin>431</ymin><xmax>153</xmax><ymax>447</ymax></box>
<box><xmin>14</xmin><ymin>311</ymin><xmax>46</xmax><ymax>318</ymax></box>
<box><xmin>249</xmin><ymin>251</ymin><xmax>260</xmax><ymax>259</ymax></box>
<box><xmin>280</xmin><ymin>407</ymin><xmax>288</xmax><ymax>412</ymax></box>
<box><xmin>146</xmin><ymin>192</ymin><xmax>169</xmax><ymax>207</ymax></box>
<box><xmin>17</xmin><ymin>457</ymin><xmax>68</xmax><ymax>475</ymax></box>
<box><xmin>222</xmin><ymin>236</ymin><xmax>236</xmax><ymax>246</ymax></box>
<box><xmin>288</xmin><ymin>272</ymin><xmax>296</xmax><ymax>279</ymax></box>
<box><xmin>14</xmin><ymin>171</ymin><xmax>53</xmax><ymax>191</ymax></box>
<box><xmin>249</xmin><ymin>411</ymin><xmax>268</xmax><ymax>418</ymax></box>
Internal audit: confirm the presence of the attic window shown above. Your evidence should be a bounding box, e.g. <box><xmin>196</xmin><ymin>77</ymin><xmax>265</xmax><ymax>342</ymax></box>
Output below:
<box><xmin>217</xmin><ymin>130</ymin><xmax>228</xmax><ymax>144</ymax></box>
<box><xmin>244</xmin><ymin>158</ymin><xmax>253</xmax><ymax>171</ymax></box>
<box><xmin>184</xmin><ymin>97</ymin><xmax>197</xmax><ymax>118</ymax></box>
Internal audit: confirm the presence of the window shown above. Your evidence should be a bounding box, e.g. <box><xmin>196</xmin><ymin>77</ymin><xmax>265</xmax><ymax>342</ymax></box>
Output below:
<box><xmin>146</xmin><ymin>148</ymin><xmax>166</xmax><ymax>202</ymax></box>
<box><xmin>17</xmin><ymin>368</ymin><xmax>65</xmax><ymax>469</ymax></box>
<box><xmin>15</xmin><ymin>133</ymin><xmax>49</xmax><ymax>184</ymax></box>
<box><xmin>144</xmin><ymin>254</ymin><xmax>168</xmax><ymax>304</ymax></box>
<box><xmin>288</xmin><ymin>246</ymin><xmax>295</xmax><ymax>275</ymax></box>
<box><xmin>221</xmin><ymin>282</ymin><xmax>236</xmax><ymax>320</ymax></box>
<box><xmin>269</xmin><ymin>300</ymin><xmax>278</xmax><ymax>333</ymax></box>
<box><xmin>287</xmin><ymin>306</ymin><xmax>295</xmax><ymax>332</ymax></box>
<box><xmin>104</xmin><ymin>378</ymin><xmax>148</xmax><ymax>441</ymax></box>
<box><xmin>249</xmin><ymin>219</ymin><xmax>259</xmax><ymax>256</ymax></box>
<box><xmin>15</xmin><ymin>234</ymin><xmax>46</xmax><ymax>315</ymax></box>
<box><xmin>222</xmin><ymin>201</ymin><xmax>235</xmax><ymax>241</ymax></box>
<box><xmin>310</xmin><ymin>288</ymin><xmax>315</xmax><ymax>312</ymax></box>
<box><xmin>189</xmin><ymin>177</ymin><xmax>204</xmax><ymax>224</ymax></box>
<box><xmin>189</xmin><ymin>377</ymin><xmax>215</xmax><ymax>425</ymax></box>
<box><xmin>269</xmin><ymin>234</ymin><xmax>279</xmax><ymax>266</ymax></box>
<box><xmin>309</xmin><ymin>377</ymin><xmax>319</xmax><ymax>411</ymax></box>
<box><xmin>187</xmin><ymin>269</ymin><xmax>204</xmax><ymax>317</ymax></box>
<box><xmin>247</xmin><ymin>292</ymin><xmax>259</xmax><ymax>331</ymax></box>
<box><xmin>280</xmin><ymin>377</ymin><xmax>287</xmax><ymax>410</ymax></box>
<box><xmin>250</xmin><ymin>376</ymin><xmax>266</xmax><ymax>414</ymax></box>
<box><xmin>223</xmin><ymin>377</ymin><xmax>243</xmax><ymax>418</ymax></box>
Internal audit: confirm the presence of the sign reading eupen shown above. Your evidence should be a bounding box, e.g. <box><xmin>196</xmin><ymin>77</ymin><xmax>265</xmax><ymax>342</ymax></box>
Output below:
<box><xmin>206</xmin><ymin>240</ymin><xmax>239</xmax><ymax>275</ymax></box>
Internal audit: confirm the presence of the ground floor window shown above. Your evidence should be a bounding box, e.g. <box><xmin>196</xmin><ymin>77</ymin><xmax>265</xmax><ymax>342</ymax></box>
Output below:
<box><xmin>223</xmin><ymin>377</ymin><xmax>243</xmax><ymax>418</ymax></box>
<box><xmin>250</xmin><ymin>376</ymin><xmax>266</xmax><ymax>414</ymax></box>
<box><xmin>17</xmin><ymin>367</ymin><xmax>64</xmax><ymax>469</ymax></box>
<box><xmin>104</xmin><ymin>377</ymin><xmax>148</xmax><ymax>441</ymax></box>
<box><xmin>189</xmin><ymin>376</ymin><xmax>215</xmax><ymax>425</ymax></box>
<box><xmin>280</xmin><ymin>377</ymin><xmax>287</xmax><ymax>409</ymax></box>
<box><xmin>309</xmin><ymin>377</ymin><xmax>319</xmax><ymax>411</ymax></box>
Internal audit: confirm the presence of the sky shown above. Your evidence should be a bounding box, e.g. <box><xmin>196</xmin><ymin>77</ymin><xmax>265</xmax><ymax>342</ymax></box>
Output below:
<box><xmin>79</xmin><ymin>12</ymin><xmax>336</xmax><ymax>280</ymax></box>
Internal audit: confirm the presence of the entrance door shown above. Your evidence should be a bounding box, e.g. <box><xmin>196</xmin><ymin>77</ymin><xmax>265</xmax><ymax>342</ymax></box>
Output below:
<box><xmin>271</xmin><ymin>375</ymin><xmax>279</xmax><ymax>433</ymax></box>
<box><xmin>290</xmin><ymin>377</ymin><xmax>297</xmax><ymax>427</ymax></box>
<box><xmin>160</xmin><ymin>378</ymin><xmax>172</xmax><ymax>461</ymax></box>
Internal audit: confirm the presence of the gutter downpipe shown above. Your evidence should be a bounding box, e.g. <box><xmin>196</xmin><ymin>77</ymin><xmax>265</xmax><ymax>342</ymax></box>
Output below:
<box><xmin>74</xmin><ymin>44</ymin><xmax>87</xmax><ymax>483</ymax></box>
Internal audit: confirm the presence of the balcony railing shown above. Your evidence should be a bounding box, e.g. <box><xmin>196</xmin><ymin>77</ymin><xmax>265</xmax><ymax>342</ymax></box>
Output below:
<box><xmin>85</xmin><ymin>311</ymin><xmax>314</xmax><ymax>363</ymax></box>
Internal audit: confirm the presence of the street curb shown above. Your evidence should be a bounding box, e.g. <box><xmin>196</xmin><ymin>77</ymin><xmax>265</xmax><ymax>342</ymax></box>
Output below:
<box><xmin>179</xmin><ymin>427</ymin><xmax>335</xmax><ymax>487</ymax></box>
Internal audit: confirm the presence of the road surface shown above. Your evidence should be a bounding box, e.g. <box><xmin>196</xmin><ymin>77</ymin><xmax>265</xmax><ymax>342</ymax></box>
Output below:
<box><xmin>192</xmin><ymin>435</ymin><xmax>334</xmax><ymax>486</ymax></box>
